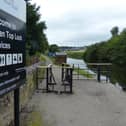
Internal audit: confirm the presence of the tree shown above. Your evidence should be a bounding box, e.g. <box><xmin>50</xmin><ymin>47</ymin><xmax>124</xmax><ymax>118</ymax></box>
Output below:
<box><xmin>110</xmin><ymin>26</ymin><xmax>119</xmax><ymax>37</ymax></box>
<box><xmin>49</xmin><ymin>44</ymin><xmax>60</xmax><ymax>53</ymax></box>
<box><xmin>26</xmin><ymin>2</ymin><xmax>49</xmax><ymax>55</ymax></box>
<box><xmin>83</xmin><ymin>27</ymin><xmax>126</xmax><ymax>88</ymax></box>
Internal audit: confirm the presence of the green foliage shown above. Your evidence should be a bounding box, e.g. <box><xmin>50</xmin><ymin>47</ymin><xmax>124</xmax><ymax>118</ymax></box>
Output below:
<box><xmin>66</xmin><ymin>50</ymin><xmax>85</xmax><ymax>59</ymax></box>
<box><xmin>110</xmin><ymin>26</ymin><xmax>119</xmax><ymax>37</ymax></box>
<box><xmin>74</xmin><ymin>68</ymin><xmax>93</xmax><ymax>78</ymax></box>
<box><xmin>84</xmin><ymin>44</ymin><xmax>99</xmax><ymax>62</ymax></box>
<box><xmin>84</xmin><ymin>28</ymin><xmax>126</xmax><ymax>66</ymax></box>
<box><xmin>49</xmin><ymin>44</ymin><xmax>60</xmax><ymax>53</ymax></box>
<box><xmin>84</xmin><ymin>27</ymin><xmax>126</xmax><ymax>88</ymax></box>
<box><xmin>39</xmin><ymin>55</ymin><xmax>46</xmax><ymax>62</ymax></box>
<box><xmin>25</xmin><ymin>111</ymin><xmax>45</xmax><ymax>126</ymax></box>
<box><xmin>27</xmin><ymin>2</ymin><xmax>49</xmax><ymax>55</ymax></box>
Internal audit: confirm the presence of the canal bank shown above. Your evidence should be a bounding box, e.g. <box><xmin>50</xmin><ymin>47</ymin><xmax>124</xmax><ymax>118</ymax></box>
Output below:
<box><xmin>27</xmin><ymin>64</ymin><xmax>126</xmax><ymax>126</ymax></box>
<box><xmin>67</xmin><ymin>58</ymin><xmax>108</xmax><ymax>81</ymax></box>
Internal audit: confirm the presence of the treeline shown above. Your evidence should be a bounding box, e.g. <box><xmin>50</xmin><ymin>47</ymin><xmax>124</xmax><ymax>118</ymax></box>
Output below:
<box><xmin>26</xmin><ymin>1</ymin><xmax>49</xmax><ymax>56</ymax></box>
<box><xmin>84</xmin><ymin>26</ymin><xmax>126</xmax><ymax>66</ymax></box>
<box><xmin>83</xmin><ymin>27</ymin><xmax>126</xmax><ymax>88</ymax></box>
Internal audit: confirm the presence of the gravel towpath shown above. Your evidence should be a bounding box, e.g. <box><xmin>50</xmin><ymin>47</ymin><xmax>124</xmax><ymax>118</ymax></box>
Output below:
<box><xmin>29</xmin><ymin>66</ymin><xmax>126</xmax><ymax>126</ymax></box>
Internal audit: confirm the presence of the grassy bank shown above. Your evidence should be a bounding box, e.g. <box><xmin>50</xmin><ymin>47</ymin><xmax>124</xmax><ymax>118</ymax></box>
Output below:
<box><xmin>23</xmin><ymin>111</ymin><xmax>46</xmax><ymax>126</ymax></box>
<box><xmin>26</xmin><ymin>53</ymin><xmax>46</xmax><ymax>66</ymax></box>
<box><xmin>74</xmin><ymin>68</ymin><xmax>93</xmax><ymax>78</ymax></box>
<box><xmin>66</xmin><ymin>50</ymin><xmax>93</xmax><ymax>78</ymax></box>
<box><xmin>26</xmin><ymin>111</ymin><xmax>42</xmax><ymax>126</ymax></box>
<box><xmin>66</xmin><ymin>50</ymin><xmax>85</xmax><ymax>59</ymax></box>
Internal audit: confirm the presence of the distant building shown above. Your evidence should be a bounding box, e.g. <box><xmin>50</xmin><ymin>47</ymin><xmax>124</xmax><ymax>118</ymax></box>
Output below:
<box><xmin>55</xmin><ymin>52</ymin><xmax>67</xmax><ymax>64</ymax></box>
<box><xmin>48</xmin><ymin>52</ymin><xmax>56</xmax><ymax>57</ymax></box>
<box><xmin>59</xmin><ymin>46</ymin><xmax>86</xmax><ymax>51</ymax></box>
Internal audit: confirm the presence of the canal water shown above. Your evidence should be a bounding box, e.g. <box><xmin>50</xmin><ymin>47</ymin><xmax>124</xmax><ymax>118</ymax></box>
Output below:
<box><xmin>67</xmin><ymin>58</ymin><xmax>123</xmax><ymax>90</ymax></box>
<box><xmin>67</xmin><ymin>58</ymin><xmax>108</xmax><ymax>81</ymax></box>
<box><xmin>67</xmin><ymin>58</ymin><xmax>87</xmax><ymax>69</ymax></box>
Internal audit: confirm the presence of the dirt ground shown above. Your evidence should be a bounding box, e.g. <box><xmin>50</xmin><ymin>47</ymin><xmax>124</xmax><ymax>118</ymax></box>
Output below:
<box><xmin>27</xmin><ymin>66</ymin><xmax>126</xmax><ymax>126</ymax></box>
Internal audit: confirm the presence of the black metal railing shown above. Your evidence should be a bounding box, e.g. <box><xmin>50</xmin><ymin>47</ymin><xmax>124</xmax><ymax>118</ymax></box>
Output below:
<box><xmin>36</xmin><ymin>64</ymin><xmax>73</xmax><ymax>94</ymax></box>
<box><xmin>61</xmin><ymin>63</ymin><xmax>73</xmax><ymax>94</ymax></box>
<box><xmin>70</xmin><ymin>63</ymin><xmax>112</xmax><ymax>83</ymax></box>
<box><xmin>46</xmin><ymin>64</ymin><xmax>57</xmax><ymax>92</ymax></box>
<box><xmin>36</xmin><ymin>63</ymin><xmax>111</xmax><ymax>95</ymax></box>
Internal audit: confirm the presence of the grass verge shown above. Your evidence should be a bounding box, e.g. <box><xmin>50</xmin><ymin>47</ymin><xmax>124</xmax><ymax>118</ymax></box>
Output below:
<box><xmin>26</xmin><ymin>111</ymin><xmax>44</xmax><ymax>126</ymax></box>
<box><xmin>74</xmin><ymin>68</ymin><xmax>93</xmax><ymax>78</ymax></box>
<box><xmin>66</xmin><ymin>50</ymin><xmax>85</xmax><ymax>59</ymax></box>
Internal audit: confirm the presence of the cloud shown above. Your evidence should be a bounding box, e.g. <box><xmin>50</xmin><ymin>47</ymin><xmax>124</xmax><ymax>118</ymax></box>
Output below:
<box><xmin>31</xmin><ymin>0</ymin><xmax>126</xmax><ymax>46</ymax></box>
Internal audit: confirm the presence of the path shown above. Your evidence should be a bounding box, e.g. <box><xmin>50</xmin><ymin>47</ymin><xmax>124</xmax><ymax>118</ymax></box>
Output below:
<box><xmin>29</xmin><ymin>65</ymin><xmax>126</xmax><ymax>126</ymax></box>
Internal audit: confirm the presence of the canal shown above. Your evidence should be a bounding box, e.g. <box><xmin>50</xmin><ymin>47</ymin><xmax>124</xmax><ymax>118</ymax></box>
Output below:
<box><xmin>67</xmin><ymin>58</ymin><xmax>123</xmax><ymax>90</ymax></box>
<box><xmin>67</xmin><ymin>58</ymin><xmax>87</xmax><ymax>69</ymax></box>
<box><xmin>67</xmin><ymin>58</ymin><xmax>107</xmax><ymax>80</ymax></box>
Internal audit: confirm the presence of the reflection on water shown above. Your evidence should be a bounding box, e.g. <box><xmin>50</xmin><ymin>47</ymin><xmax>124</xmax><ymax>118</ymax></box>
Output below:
<box><xmin>67</xmin><ymin>58</ymin><xmax>106</xmax><ymax>80</ymax></box>
<box><xmin>67</xmin><ymin>58</ymin><xmax>125</xmax><ymax>90</ymax></box>
<box><xmin>67</xmin><ymin>58</ymin><xmax>87</xmax><ymax>69</ymax></box>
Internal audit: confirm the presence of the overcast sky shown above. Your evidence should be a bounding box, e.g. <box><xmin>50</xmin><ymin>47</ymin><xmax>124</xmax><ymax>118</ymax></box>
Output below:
<box><xmin>31</xmin><ymin>0</ymin><xmax>126</xmax><ymax>46</ymax></box>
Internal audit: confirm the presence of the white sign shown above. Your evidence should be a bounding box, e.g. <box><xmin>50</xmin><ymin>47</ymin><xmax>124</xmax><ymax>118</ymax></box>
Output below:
<box><xmin>0</xmin><ymin>0</ymin><xmax>26</xmax><ymax>22</ymax></box>
<box><xmin>6</xmin><ymin>54</ymin><xmax>12</xmax><ymax>65</ymax></box>
<box><xmin>0</xmin><ymin>54</ymin><xmax>5</xmax><ymax>66</ymax></box>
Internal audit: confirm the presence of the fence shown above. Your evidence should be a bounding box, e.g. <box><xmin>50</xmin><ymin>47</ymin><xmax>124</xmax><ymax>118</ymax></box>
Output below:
<box><xmin>36</xmin><ymin>64</ymin><xmax>73</xmax><ymax>94</ymax></box>
<box><xmin>71</xmin><ymin>63</ymin><xmax>112</xmax><ymax>82</ymax></box>
<box><xmin>36</xmin><ymin>63</ymin><xmax>112</xmax><ymax>95</ymax></box>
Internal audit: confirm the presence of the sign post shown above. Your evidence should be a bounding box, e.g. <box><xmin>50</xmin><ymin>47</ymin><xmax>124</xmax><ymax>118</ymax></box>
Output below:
<box><xmin>0</xmin><ymin>0</ymin><xmax>26</xmax><ymax>125</ymax></box>
<box><xmin>14</xmin><ymin>88</ymin><xmax>20</xmax><ymax>126</ymax></box>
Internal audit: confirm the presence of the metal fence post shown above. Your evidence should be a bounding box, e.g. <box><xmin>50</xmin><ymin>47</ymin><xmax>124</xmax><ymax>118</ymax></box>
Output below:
<box><xmin>14</xmin><ymin>88</ymin><xmax>20</xmax><ymax>126</ymax></box>
<box><xmin>46</xmin><ymin>67</ymin><xmax>49</xmax><ymax>92</ymax></box>
<box><xmin>97</xmin><ymin>65</ymin><xmax>101</xmax><ymax>82</ymax></box>
<box><xmin>36</xmin><ymin>67</ymin><xmax>38</xmax><ymax>90</ymax></box>
<box><xmin>78</xmin><ymin>64</ymin><xmax>79</xmax><ymax>80</ymax></box>
<box><xmin>61</xmin><ymin>64</ymin><xmax>64</xmax><ymax>81</ymax></box>
<box><xmin>70</xmin><ymin>68</ymin><xmax>73</xmax><ymax>94</ymax></box>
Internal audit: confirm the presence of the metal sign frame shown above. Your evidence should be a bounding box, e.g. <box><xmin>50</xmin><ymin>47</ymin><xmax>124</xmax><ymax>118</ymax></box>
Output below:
<box><xmin>0</xmin><ymin>0</ymin><xmax>26</xmax><ymax>126</ymax></box>
<box><xmin>0</xmin><ymin>0</ymin><xmax>26</xmax><ymax>96</ymax></box>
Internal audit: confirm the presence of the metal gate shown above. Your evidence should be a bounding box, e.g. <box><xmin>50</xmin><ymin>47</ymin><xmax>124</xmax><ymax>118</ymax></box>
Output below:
<box><xmin>71</xmin><ymin>63</ymin><xmax>112</xmax><ymax>83</ymax></box>
<box><xmin>36</xmin><ymin>64</ymin><xmax>73</xmax><ymax>94</ymax></box>
<box><xmin>36</xmin><ymin>63</ymin><xmax>112</xmax><ymax>94</ymax></box>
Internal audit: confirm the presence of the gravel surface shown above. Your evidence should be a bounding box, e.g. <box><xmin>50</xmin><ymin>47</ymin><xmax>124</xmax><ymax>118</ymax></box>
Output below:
<box><xmin>28</xmin><ymin>66</ymin><xmax>126</xmax><ymax>126</ymax></box>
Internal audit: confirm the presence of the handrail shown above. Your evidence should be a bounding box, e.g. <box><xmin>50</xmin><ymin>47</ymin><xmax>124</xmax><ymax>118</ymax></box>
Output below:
<box><xmin>37</xmin><ymin>65</ymin><xmax>73</xmax><ymax>69</ymax></box>
<box><xmin>87</xmin><ymin>63</ymin><xmax>112</xmax><ymax>66</ymax></box>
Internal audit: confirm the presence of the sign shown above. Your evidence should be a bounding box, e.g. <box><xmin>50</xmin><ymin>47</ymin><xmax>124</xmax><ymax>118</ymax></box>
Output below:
<box><xmin>0</xmin><ymin>0</ymin><xmax>26</xmax><ymax>96</ymax></box>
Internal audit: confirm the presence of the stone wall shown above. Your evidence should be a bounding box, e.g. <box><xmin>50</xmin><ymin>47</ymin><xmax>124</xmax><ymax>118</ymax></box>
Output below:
<box><xmin>0</xmin><ymin>62</ymin><xmax>44</xmax><ymax>126</ymax></box>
